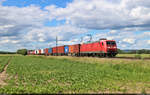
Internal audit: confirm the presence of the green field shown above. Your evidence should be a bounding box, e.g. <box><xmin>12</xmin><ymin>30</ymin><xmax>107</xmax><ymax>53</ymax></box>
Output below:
<box><xmin>0</xmin><ymin>56</ymin><xmax>11</xmax><ymax>73</ymax></box>
<box><xmin>0</xmin><ymin>55</ymin><xmax>150</xmax><ymax>94</ymax></box>
<box><xmin>116</xmin><ymin>54</ymin><xmax>150</xmax><ymax>59</ymax></box>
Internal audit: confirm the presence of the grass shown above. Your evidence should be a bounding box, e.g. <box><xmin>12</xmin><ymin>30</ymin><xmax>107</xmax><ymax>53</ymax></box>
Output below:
<box><xmin>0</xmin><ymin>56</ymin><xmax>11</xmax><ymax>72</ymax></box>
<box><xmin>116</xmin><ymin>54</ymin><xmax>150</xmax><ymax>58</ymax></box>
<box><xmin>0</xmin><ymin>55</ymin><xmax>150</xmax><ymax>94</ymax></box>
<box><xmin>0</xmin><ymin>54</ymin><xmax>20</xmax><ymax>56</ymax></box>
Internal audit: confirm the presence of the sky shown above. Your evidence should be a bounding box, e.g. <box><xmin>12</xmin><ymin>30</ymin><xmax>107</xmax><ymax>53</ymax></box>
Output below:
<box><xmin>0</xmin><ymin>0</ymin><xmax>150</xmax><ymax>51</ymax></box>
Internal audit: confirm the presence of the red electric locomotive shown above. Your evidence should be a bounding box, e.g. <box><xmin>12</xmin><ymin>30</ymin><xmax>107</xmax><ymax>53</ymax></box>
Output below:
<box><xmin>80</xmin><ymin>39</ymin><xmax>117</xmax><ymax>57</ymax></box>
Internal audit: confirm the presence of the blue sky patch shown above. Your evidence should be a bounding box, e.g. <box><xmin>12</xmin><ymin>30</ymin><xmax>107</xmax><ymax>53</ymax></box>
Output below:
<box><xmin>2</xmin><ymin>0</ymin><xmax>73</xmax><ymax>8</ymax></box>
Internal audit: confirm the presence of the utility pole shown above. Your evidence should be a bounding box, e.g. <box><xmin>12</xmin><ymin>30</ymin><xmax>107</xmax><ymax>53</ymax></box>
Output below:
<box><xmin>56</xmin><ymin>36</ymin><xmax>58</xmax><ymax>56</ymax></box>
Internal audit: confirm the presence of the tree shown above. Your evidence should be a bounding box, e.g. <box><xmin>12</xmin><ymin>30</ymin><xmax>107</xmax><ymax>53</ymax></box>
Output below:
<box><xmin>117</xmin><ymin>49</ymin><xmax>125</xmax><ymax>54</ymax></box>
<box><xmin>17</xmin><ymin>49</ymin><xmax>27</xmax><ymax>55</ymax></box>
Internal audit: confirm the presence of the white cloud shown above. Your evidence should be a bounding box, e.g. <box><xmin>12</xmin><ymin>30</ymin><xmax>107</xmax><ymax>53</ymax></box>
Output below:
<box><xmin>0</xmin><ymin>25</ymin><xmax>14</xmax><ymax>30</ymax></box>
<box><xmin>0</xmin><ymin>4</ymin><xmax>48</xmax><ymax>37</ymax></box>
<box><xmin>39</xmin><ymin>38</ymin><xmax>45</xmax><ymax>42</ymax></box>
<box><xmin>121</xmin><ymin>44</ymin><xmax>127</xmax><ymax>48</ymax></box>
<box><xmin>109</xmin><ymin>30</ymin><xmax>117</xmax><ymax>34</ymax></box>
<box><xmin>143</xmin><ymin>32</ymin><xmax>150</xmax><ymax>36</ymax></box>
<box><xmin>11</xmin><ymin>40</ymin><xmax>19</xmax><ymax>44</ymax></box>
<box><xmin>25</xmin><ymin>25</ymin><xmax>87</xmax><ymax>43</ymax></box>
<box><xmin>148</xmin><ymin>40</ymin><xmax>150</xmax><ymax>44</ymax></box>
<box><xmin>46</xmin><ymin>0</ymin><xmax>150</xmax><ymax>30</ymax></box>
<box><xmin>0</xmin><ymin>2</ymin><xmax>88</xmax><ymax>51</ymax></box>
<box><xmin>0</xmin><ymin>39</ymin><xmax>9</xmax><ymax>44</ymax></box>
<box><xmin>122</xmin><ymin>38</ymin><xmax>135</xmax><ymax>44</ymax></box>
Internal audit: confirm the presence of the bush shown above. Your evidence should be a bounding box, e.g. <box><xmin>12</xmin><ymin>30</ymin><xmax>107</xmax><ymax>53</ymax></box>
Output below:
<box><xmin>17</xmin><ymin>49</ymin><xmax>27</xmax><ymax>56</ymax></box>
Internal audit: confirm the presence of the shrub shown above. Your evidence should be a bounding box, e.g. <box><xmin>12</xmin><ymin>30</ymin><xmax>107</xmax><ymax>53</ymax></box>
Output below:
<box><xmin>17</xmin><ymin>49</ymin><xmax>27</xmax><ymax>56</ymax></box>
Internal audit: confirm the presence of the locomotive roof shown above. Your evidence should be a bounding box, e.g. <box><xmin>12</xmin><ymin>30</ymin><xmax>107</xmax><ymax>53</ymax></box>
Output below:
<box><xmin>83</xmin><ymin>39</ymin><xmax>116</xmax><ymax>44</ymax></box>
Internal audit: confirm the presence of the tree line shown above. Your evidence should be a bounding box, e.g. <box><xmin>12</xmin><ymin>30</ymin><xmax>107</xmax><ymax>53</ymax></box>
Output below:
<box><xmin>0</xmin><ymin>51</ymin><xmax>16</xmax><ymax>54</ymax></box>
<box><xmin>117</xmin><ymin>49</ymin><xmax>150</xmax><ymax>54</ymax></box>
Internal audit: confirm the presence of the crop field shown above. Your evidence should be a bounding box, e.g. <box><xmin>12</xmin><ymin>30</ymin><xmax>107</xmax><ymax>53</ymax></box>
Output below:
<box><xmin>0</xmin><ymin>56</ymin><xmax>11</xmax><ymax>72</ymax></box>
<box><xmin>0</xmin><ymin>55</ymin><xmax>150</xmax><ymax>94</ymax></box>
<box><xmin>116</xmin><ymin>54</ymin><xmax>150</xmax><ymax>59</ymax></box>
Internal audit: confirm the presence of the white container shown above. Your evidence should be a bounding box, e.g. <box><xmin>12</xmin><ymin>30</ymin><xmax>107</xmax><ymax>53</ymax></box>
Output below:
<box><xmin>41</xmin><ymin>49</ymin><xmax>44</xmax><ymax>54</ymax></box>
<box><xmin>37</xmin><ymin>50</ymin><xmax>39</xmax><ymax>54</ymax></box>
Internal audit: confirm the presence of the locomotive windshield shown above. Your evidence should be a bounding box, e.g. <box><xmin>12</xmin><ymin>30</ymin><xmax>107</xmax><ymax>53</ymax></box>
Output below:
<box><xmin>107</xmin><ymin>41</ymin><xmax>116</xmax><ymax>45</ymax></box>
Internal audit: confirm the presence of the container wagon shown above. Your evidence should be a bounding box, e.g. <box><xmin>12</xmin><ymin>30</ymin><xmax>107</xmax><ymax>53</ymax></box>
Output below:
<box><xmin>52</xmin><ymin>46</ymin><xmax>65</xmax><ymax>56</ymax></box>
<box><xmin>44</xmin><ymin>48</ymin><xmax>49</xmax><ymax>56</ymax></box>
<box><xmin>41</xmin><ymin>49</ymin><xmax>45</xmax><ymax>55</ymax></box>
<box><xmin>27</xmin><ymin>50</ymin><xmax>31</xmax><ymax>55</ymax></box>
<box><xmin>45</xmin><ymin>48</ymin><xmax>52</xmax><ymax>56</ymax></box>
<box><xmin>35</xmin><ymin>50</ymin><xmax>38</xmax><ymax>54</ymax></box>
<box><xmin>64</xmin><ymin>45</ymin><xmax>69</xmax><ymax>55</ymax></box>
<box><xmin>38</xmin><ymin>49</ymin><xmax>41</xmax><ymax>55</ymax></box>
<box><xmin>69</xmin><ymin>44</ymin><xmax>80</xmax><ymax>56</ymax></box>
<box><xmin>32</xmin><ymin>50</ymin><xmax>36</xmax><ymax>55</ymax></box>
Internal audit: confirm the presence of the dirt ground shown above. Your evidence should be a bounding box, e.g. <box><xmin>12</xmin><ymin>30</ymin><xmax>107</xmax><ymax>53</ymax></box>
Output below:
<box><xmin>0</xmin><ymin>58</ymin><xmax>11</xmax><ymax>87</ymax></box>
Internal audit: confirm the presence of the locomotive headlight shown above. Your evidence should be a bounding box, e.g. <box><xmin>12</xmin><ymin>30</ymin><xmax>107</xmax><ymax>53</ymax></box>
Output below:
<box><xmin>108</xmin><ymin>47</ymin><xmax>110</xmax><ymax>48</ymax></box>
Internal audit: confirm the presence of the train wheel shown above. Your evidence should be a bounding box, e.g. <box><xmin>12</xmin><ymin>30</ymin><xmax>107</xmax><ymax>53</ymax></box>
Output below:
<box><xmin>104</xmin><ymin>54</ymin><xmax>106</xmax><ymax>57</ymax></box>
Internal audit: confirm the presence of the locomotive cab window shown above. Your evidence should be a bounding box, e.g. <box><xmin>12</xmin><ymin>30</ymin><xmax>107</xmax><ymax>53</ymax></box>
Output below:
<box><xmin>107</xmin><ymin>41</ymin><xmax>111</xmax><ymax>45</ymax></box>
<box><xmin>107</xmin><ymin>41</ymin><xmax>116</xmax><ymax>45</ymax></box>
<box><xmin>111</xmin><ymin>41</ymin><xmax>116</xmax><ymax>45</ymax></box>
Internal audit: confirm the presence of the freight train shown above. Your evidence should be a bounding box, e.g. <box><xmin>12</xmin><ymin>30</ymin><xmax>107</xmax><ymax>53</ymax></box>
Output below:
<box><xmin>28</xmin><ymin>39</ymin><xmax>118</xmax><ymax>57</ymax></box>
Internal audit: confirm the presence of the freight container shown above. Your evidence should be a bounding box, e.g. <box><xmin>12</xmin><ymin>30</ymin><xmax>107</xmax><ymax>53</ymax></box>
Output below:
<box><xmin>30</xmin><ymin>51</ymin><xmax>32</xmax><ymax>55</ymax></box>
<box><xmin>44</xmin><ymin>48</ymin><xmax>49</xmax><ymax>55</ymax></box>
<box><xmin>32</xmin><ymin>50</ymin><xmax>35</xmax><ymax>55</ymax></box>
<box><xmin>64</xmin><ymin>45</ymin><xmax>69</xmax><ymax>54</ymax></box>
<box><xmin>41</xmin><ymin>49</ymin><xmax>44</xmax><ymax>54</ymax></box>
<box><xmin>28</xmin><ymin>51</ymin><xmax>31</xmax><ymax>55</ymax></box>
<box><xmin>27</xmin><ymin>50</ymin><xmax>30</xmax><ymax>55</ymax></box>
<box><xmin>36</xmin><ymin>50</ymin><xmax>38</xmax><ymax>54</ymax></box>
<box><xmin>69</xmin><ymin>44</ymin><xmax>80</xmax><ymax>53</ymax></box>
<box><xmin>35</xmin><ymin>50</ymin><xmax>38</xmax><ymax>54</ymax></box>
<box><xmin>38</xmin><ymin>49</ymin><xmax>41</xmax><ymax>55</ymax></box>
<box><xmin>34</xmin><ymin>50</ymin><xmax>36</xmax><ymax>54</ymax></box>
<box><xmin>68</xmin><ymin>44</ymin><xmax>80</xmax><ymax>56</ymax></box>
<box><xmin>34</xmin><ymin>50</ymin><xmax>36</xmax><ymax>55</ymax></box>
<box><xmin>48</xmin><ymin>48</ymin><xmax>52</xmax><ymax>53</ymax></box>
<box><xmin>44</xmin><ymin>48</ymin><xmax>52</xmax><ymax>56</ymax></box>
<box><xmin>52</xmin><ymin>46</ymin><xmax>65</xmax><ymax>55</ymax></box>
